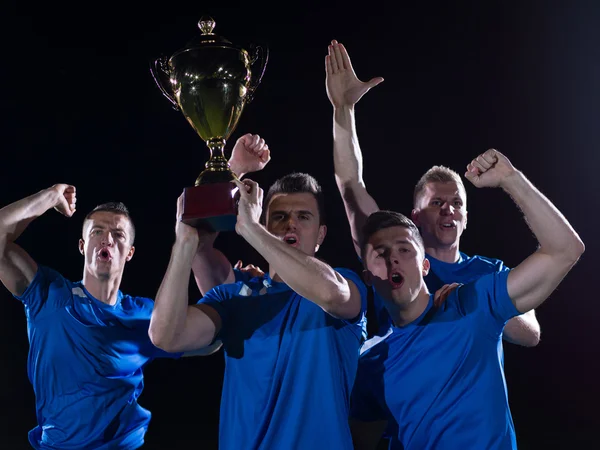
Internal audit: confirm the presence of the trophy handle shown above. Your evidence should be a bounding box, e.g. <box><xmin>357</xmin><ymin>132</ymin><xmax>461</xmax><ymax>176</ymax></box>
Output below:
<box><xmin>150</xmin><ymin>56</ymin><xmax>179</xmax><ymax>110</ymax></box>
<box><xmin>246</xmin><ymin>44</ymin><xmax>269</xmax><ymax>103</ymax></box>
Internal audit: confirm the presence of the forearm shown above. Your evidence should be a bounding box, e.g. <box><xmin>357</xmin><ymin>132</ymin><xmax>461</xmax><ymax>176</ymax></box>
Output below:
<box><xmin>0</xmin><ymin>188</ymin><xmax>60</xmax><ymax>243</ymax></box>
<box><xmin>503</xmin><ymin>172</ymin><xmax>584</xmax><ymax>261</ymax></box>
<box><xmin>191</xmin><ymin>243</ymin><xmax>234</xmax><ymax>296</ymax></box>
<box><xmin>333</xmin><ymin>106</ymin><xmax>363</xmax><ymax>186</ymax></box>
<box><xmin>333</xmin><ymin>106</ymin><xmax>379</xmax><ymax>254</ymax></box>
<box><xmin>150</xmin><ymin>239</ymin><xmax>197</xmax><ymax>350</ymax></box>
<box><xmin>240</xmin><ymin>223</ymin><xmax>352</xmax><ymax>311</ymax></box>
<box><xmin>502</xmin><ymin>310</ymin><xmax>541</xmax><ymax>347</ymax></box>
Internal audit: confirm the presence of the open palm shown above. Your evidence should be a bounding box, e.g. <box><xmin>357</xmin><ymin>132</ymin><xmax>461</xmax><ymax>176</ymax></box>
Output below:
<box><xmin>325</xmin><ymin>40</ymin><xmax>383</xmax><ymax>108</ymax></box>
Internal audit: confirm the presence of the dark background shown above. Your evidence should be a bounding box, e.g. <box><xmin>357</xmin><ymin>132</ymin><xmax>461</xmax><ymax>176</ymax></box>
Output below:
<box><xmin>1</xmin><ymin>1</ymin><xmax>597</xmax><ymax>449</ymax></box>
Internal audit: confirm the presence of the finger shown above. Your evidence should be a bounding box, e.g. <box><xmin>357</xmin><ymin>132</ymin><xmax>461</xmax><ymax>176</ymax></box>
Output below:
<box><xmin>475</xmin><ymin>154</ymin><xmax>493</xmax><ymax>170</ymax></box>
<box><xmin>234</xmin><ymin>260</ymin><xmax>243</xmax><ymax>269</ymax></box>
<box><xmin>481</xmin><ymin>148</ymin><xmax>498</xmax><ymax>166</ymax></box>
<box><xmin>258</xmin><ymin>186</ymin><xmax>264</xmax><ymax>206</ymax></box>
<box><xmin>339</xmin><ymin>43</ymin><xmax>354</xmax><ymax>72</ymax></box>
<box><xmin>333</xmin><ymin>41</ymin><xmax>345</xmax><ymax>71</ymax></box>
<box><xmin>256</xmin><ymin>138</ymin><xmax>265</xmax><ymax>150</ymax></box>
<box><xmin>471</xmin><ymin>159</ymin><xmax>487</xmax><ymax>173</ymax></box>
<box><xmin>233</xmin><ymin>179</ymin><xmax>249</xmax><ymax>196</ymax></box>
<box><xmin>325</xmin><ymin>55</ymin><xmax>333</xmax><ymax>75</ymax></box>
<box><xmin>252</xmin><ymin>134</ymin><xmax>260</xmax><ymax>148</ymax></box>
<box><xmin>367</xmin><ymin>77</ymin><xmax>385</xmax><ymax>89</ymax></box>
<box><xmin>176</xmin><ymin>193</ymin><xmax>185</xmax><ymax>216</ymax></box>
<box><xmin>329</xmin><ymin>44</ymin><xmax>339</xmax><ymax>72</ymax></box>
<box><xmin>260</xmin><ymin>148</ymin><xmax>271</xmax><ymax>162</ymax></box>
<box><xmin>464</xmin><ymin>166</ymin><xmax>479</xmax><ymax>184</ymax></box>
<box><xmin>239</xmin><ymin>133</ymin><xmax>253</xmax><ymax>145</ymax></box>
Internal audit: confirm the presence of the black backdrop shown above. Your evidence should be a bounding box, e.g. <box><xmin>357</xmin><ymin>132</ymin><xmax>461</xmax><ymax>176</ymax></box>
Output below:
<box><xmin>2</xmin><ymin>1</ymin><xmax>598</xmax><ymax>449</ymax></box>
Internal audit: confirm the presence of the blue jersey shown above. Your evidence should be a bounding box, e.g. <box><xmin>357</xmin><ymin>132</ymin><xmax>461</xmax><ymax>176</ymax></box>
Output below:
<box><xmin>199</xmin><ymin>268</ymin><xmax>368</xmax><ymax>450</ymax></box>
<box><xmin>351</xmin><ymin>271</ymin><xmax>520</xmax><ymax>450</ymax></box>
<box><xmin>14</xmin><ymin>265</ymin><xmax>178</xmax><ymax>450</ymax></box>
<box><xmin>375</xmin><ymin>252</ymin><xmax>509</xmax><ymax>336</ymax></box>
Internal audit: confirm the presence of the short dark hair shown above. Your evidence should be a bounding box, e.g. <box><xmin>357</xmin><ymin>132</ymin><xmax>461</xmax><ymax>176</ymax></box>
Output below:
<box><xmin>83</xmin><ymin>202</ymin><xmax>136</xmax><ymax>244</ymax></box>
<box><xmin>262</xmin><ymin>172</ymin><xmax>325</xmax><ymax>225</ymax></box>
<box><xmin>361</xmin><ymin>210</ymin><xmax>424</xmax><ymax>261</ymax></box>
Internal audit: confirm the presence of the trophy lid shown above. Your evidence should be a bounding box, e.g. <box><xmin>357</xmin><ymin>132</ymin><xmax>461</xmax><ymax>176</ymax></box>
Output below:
<box><xmin>179</xmin><ymin>16</ymin><xmax>236</xmax><ymax>50</ymax></box>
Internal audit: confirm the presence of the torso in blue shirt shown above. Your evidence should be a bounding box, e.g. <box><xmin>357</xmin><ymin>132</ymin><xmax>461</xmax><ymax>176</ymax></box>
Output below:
<box><xmin>200</xmin><ymin>267</ymin><xmax>368</xmax><ymax>450</ymax></box>
<box><xmin>351</xmin><ymin>271</ymin><xmax>520</xmax><ymax>450</ymax></box>
<box><xmin>374</xmin><ymin>252</ymin><xmax>509</xmax><ymax>336</ymax></box>
<box><xmin>15</xmin><ymin>265</ymin><xmax>177</xmax><ymax>450</ymax></box>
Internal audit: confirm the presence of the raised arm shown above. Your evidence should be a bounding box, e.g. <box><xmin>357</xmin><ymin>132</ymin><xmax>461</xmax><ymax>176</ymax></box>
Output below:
<box><xmin>465</xmin><ymin>149</ymin><xmax>585</xmax><ymax>313</ymax></box>
<box><xmin>149</xmin><ymin>194</ymin><xmax>223</xmax><ymax>353</ymax></box>
<box><xmin>234</xmin><ymin>179</ymin><xmax>363</xmax><ymax>320</ymax></box>
<box><xmin>326</xmin><ymin>40</ymin><xmax>384</xmax><ymax>255</ymax></box>
<box><xmin>191</xmin><ymin>133</ymin><xmax>270</xmax><ymax>295</ymax></box>
<box><xmin>0</xmin><ymin>184</ymin><xmax>76</xmax><ymax>296</ymax></box>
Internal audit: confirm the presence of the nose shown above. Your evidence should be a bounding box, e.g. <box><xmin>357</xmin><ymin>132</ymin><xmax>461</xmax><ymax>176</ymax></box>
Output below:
<box><xmin>285</xmin><ymin>216</ymin><xmax>298</xmax><ymax>231</ymax></box>
<box><xmin>440</xmin><ymin>202</ymin><xmax>454</xmax><ymax>215</ymax></box>
<box><xmin>101</xmin><ymin>233</ymin><xmax>114</xmax><ymax>246</ymax></box>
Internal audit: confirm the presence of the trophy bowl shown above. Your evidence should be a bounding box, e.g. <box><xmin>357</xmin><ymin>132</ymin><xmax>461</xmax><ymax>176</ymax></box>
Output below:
<box><xmin>151</xmin><ymin>16</ymin><xmax>268</xmax><ymax>230</ymax></box>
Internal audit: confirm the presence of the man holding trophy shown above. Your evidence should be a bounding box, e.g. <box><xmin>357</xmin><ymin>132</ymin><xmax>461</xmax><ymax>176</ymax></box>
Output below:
<box><xmin>149</xmin><ymin>17</ymin><xmax>368</xmax><ymax>450</ymax></box>
<box><xmin>0</xmin><ymin>130</ymin><xmax>271</xmax><ymax>449</ymax></box>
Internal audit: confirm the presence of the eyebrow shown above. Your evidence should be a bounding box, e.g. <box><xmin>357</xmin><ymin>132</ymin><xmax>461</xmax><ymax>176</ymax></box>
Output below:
<box><xmin>430</xmin><ymin>196</ymin><xmax>463</xmax><ymax>202</ymax></box>
<box><xmin>270</xmin><ymin>210</ymin><xmax>315</xmax><ymax>216</ymax></box>
<box><xmin>373</xmin><ymin>239</ymin><xmax>411</xmax><ymax>250</ymax></box>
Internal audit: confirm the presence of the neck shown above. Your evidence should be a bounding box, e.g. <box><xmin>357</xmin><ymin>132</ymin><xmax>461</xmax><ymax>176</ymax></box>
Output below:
<box><xmin>386</xmin><ymin>285</ymin><xmax>431</xmax><ymax>327</ymax></box>
<box><xmin>424</xmin><ymin>242</ymin><xmax>461</xmax><ymax>263</ymax></box>
<box><xmin>82</xmin><ymin>270</ymin><xmax>122</xmax><ymax>306</ymax></box>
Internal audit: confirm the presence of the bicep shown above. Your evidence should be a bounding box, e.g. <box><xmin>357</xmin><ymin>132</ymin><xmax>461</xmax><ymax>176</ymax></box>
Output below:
<box><xmin>507</xmin><ymin>250</ymin><xmax>576</xmax><ymax>313</ymax></box>
<box><xmin>171</xmin><ymin>303</ymin><xmax>223</xmax><ymax>353</ymax></box>
<box><xmin>338</xmin><ymin>182</ymin><xmax>379</xmax><ymax>256</ymax></box>
<box><xmin>327</xmin><ymin>276</ymin><xmax>365</xmax><ymax>321</ymax></box>
<box><xmin>349</xmin><ymin>418</ymin><xmax>388</xmax><ymax>450</ymax></box>
<box><xmin>0</xmin><ymin>242</ymin><xmax>38</xmax><ymax>296</ymax></box>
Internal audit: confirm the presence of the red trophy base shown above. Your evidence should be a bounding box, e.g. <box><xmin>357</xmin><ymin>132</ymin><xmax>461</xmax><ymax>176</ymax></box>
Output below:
<box><xmin>181</xmin><ymin>182</ymin><xmax>238</xmax><ymax>231</ymax></box>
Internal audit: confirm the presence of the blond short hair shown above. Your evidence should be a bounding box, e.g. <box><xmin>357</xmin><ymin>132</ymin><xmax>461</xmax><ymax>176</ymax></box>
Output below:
<box><xmin>413</xmin><ymin>166</ymin><xmax>466</xmax><ymax>208</ymax></box>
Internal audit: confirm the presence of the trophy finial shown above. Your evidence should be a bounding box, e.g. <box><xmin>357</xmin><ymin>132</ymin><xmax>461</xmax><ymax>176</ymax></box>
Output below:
<box><xmin>198</xmin><ymin>16</ymin><xmax>215</xmax><ymax>35</ymax></box>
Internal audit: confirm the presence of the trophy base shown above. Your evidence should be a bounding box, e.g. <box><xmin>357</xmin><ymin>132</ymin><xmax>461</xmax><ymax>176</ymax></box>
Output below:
<box><xmin>181</xmin><ymin>182</ymin><xmax>238</xmax><ymax>232</ymax></box>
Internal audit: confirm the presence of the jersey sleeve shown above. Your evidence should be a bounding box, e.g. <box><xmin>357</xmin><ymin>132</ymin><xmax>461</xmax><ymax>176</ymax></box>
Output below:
<box><xmin>196</xmin><ymin>283</ymin><xmax>237</xmax><ymax>340</ymax></box>
<box><xmin>14</xmin><ymin>265</ymin><xmax>70</xmax><ymax>318</ymax></box>
<box><xmin>335</xmin><ymin>267</ymin><xmax>368</xmax><ymax>323</ymax></box>
<box><xmin>457</xmin><ymin>270</ymin><xmax>520</xmax><ymax>333</ymax></box>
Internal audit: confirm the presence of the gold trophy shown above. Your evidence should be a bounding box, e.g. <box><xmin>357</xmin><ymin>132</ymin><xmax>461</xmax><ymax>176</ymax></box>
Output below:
<box><xmin>151</xmin><ymin>16</ymin><xmax>268</xmax><ymax>231</ymax></box>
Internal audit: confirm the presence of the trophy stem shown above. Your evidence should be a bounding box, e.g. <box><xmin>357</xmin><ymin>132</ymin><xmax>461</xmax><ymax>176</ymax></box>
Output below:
<box><xmin>195</xmin><ymin>138</ymin><xmax>238</xmax><ymax>185</ymax></box>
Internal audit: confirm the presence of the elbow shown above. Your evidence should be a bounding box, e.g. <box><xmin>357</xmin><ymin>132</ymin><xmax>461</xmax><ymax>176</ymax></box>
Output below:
<box><xmin>522</xmin><ymin>330</ymin><xmax>541</xmax><ymax>347</ymax></box>
<box><xmin>148</xmin><ymin>325</ymin><xmax>178</xmax><ymax>353</ymax></box>
<box><xmin>571</xmin><ymin>236</ymin><xmax>585</xmax><ymax>261</ymax></box>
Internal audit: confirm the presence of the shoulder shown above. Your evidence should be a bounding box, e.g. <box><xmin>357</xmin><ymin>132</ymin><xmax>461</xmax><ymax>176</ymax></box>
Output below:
<box><xmin>465</xmin><ymin>254</ymin><xmax>508</xmax><ymax>272</ymax></box>
<box><xmin>120</xmin><ymin>295</ymin><xmax>154</xmax><ymax>317</ymax></box>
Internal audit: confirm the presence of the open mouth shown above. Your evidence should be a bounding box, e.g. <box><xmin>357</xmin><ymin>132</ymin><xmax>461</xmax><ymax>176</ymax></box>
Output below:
<box><xmin>389</xmin><ymin>271</ymin><xmax>404</xmax><ymax>289</ymax></box>
<box><xmin>98</xmin><ymin>248</ymin><xmax>112</xmax><ymax>261</ymax></box>
<box><xmin>439</xmin><ymin>222</ymin><xmax>456</xmax><ymax>230</ymax></box>
<box><xmin>283</xmin><ymin>234</ymin><xmax>299</xmax><ymax>246</ymax></box>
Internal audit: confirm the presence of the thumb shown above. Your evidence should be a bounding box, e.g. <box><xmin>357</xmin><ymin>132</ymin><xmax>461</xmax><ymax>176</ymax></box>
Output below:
<box><xmin>464</xmin><ymin>167</ymin><xmax>479</xmax><ymax>185</ymax></box>
<box><xmin>367</xmin><ymin>77</ymin><xmax>384</xmax><ymax>89</ymax></box>
<box><xmin>234</xmin><ymin>260</ymin><xmax>243</xmax><ymax>270</ymax></box>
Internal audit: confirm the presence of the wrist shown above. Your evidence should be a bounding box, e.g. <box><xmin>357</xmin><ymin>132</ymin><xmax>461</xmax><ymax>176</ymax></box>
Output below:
<box><xmin>229</xmin><ymin>161</ymin><xmax>246</xmax><ymax>178</ymax></box>
<box><xmin>500</xmin><ymin>170</ymin><xmax>525</xmax><ymax>193</ymax></box>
